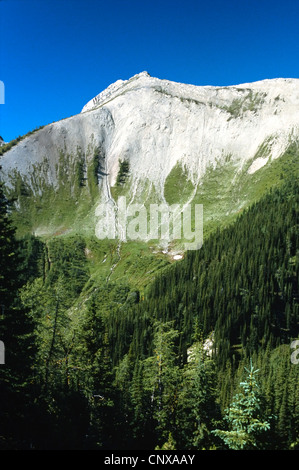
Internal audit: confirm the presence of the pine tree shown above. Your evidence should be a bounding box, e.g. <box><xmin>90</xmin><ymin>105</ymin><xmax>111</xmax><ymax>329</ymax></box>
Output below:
<box><xmin>142</xmin><ymin>321</ymin><xmax>181</xmax><ymax>447</ymax></box>
<box><xmin>0</xmin><ymin>182</ymin><xmax>37</xmax><ymax>448</ymax></box>
<box><xmin>212</xmin><ymin>360</ymin><xmax>271</xmax><ymax>450</ymax></box>
<box><xmin>179</xmin><ymin>332</ymin><xmax>219</xmax><ymax>449</ymax></box>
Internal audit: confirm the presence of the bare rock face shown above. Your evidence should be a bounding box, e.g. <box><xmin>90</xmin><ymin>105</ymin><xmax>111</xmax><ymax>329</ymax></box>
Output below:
<box><xmin>81</xmin><ymin>73</ymin><xmax>299</xmax><ymax>194</ymax></box>
<box><xmin>0</xmin><ymin>72</ymin><xmax>299</xmax><ymax>233</ymax></box>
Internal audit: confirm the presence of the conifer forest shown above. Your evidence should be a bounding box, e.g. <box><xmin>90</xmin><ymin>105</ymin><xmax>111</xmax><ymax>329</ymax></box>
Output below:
<box><xmin>0</xmin><ymin>173</ymin><xmax>298</xmax><ymax>451</ymax></box>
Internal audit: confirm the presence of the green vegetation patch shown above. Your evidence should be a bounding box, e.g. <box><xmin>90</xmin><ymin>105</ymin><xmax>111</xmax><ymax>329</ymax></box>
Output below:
<box><xmin>221</xmin><ymin>90</ymin><xmax>267</xmax><ymax>120</ymax></box>
<box><xmin>0</xmin><ymin>126</ymin><xmax>45</xmax><ymax>156</ymax></box>
<box><xmin>164</xmin><ymin>162</ymin><xmax>194</xmax><ymax>205</ymax></box>
<box><xmin>192</xmin><ymin>141</ymin><xmax>299</xmax><ymax>237</ymax></box>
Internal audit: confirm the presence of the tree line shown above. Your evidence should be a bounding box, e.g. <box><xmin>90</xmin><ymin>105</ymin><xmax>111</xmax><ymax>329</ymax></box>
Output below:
<box><xmin>0</xmin><ymin>176</ymin><xmax>298</xmax><ymax>449</ymax></box>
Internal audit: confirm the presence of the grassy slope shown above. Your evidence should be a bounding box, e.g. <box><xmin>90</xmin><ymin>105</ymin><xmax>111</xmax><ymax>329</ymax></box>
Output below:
<box><xmin>164</xmin><ymin>142</ymin><xmax>299</xmax><ymax>239</ymax></box>
<box><xmin>5</xmin><ymin>140</ymin><xmax>299</xmax><ymax>298</ymax></box>
<box><xmin>1</xmin><ymin>140</ymin><xmax>296</xmax><ymax>366</ymax></box>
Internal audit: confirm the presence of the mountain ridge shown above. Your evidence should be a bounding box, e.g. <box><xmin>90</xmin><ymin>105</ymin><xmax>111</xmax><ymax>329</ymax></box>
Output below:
<box><xmin>82</xmin><ymin>72</ymin><xmax>299</xmax><ymax>114</ymax></box>
<box><xmin>0</xmin><ymin>73</ymin><xmax>299</xmax><ymax>243</ymax></box>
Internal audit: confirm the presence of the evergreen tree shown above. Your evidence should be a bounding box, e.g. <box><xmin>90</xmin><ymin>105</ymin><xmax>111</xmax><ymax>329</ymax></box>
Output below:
<box><xmin>177</xmin><ymin>328</ymin><xmax>220</xmax><ymax>449</ymax></box>
<box><xmin>143</xmin><ymin>321</ymin><xmax>181</xmax><ymax>448</ymax></box>
<box><xmin>212</xmin><ymin>361</ymin><xmax>271</xmax><ymax>450</ymax></box>
<box><xmin>0</xmin><ymin>182</ymin><xmax>37</xmax><ymax>448</ymax></box>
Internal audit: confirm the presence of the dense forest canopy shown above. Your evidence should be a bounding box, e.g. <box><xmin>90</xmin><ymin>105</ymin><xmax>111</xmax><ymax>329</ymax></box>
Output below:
<box><xmin>0</xmin><ymin>174</ymin><xmax>298</xmax><ymax>450</ymax></box>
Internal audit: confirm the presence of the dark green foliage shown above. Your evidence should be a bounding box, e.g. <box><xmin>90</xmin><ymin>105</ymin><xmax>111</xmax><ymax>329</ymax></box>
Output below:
<box><xmin>176</xmin><ymin>331</ymin><xmax>221</xmax><ymax>449</ymax></box>
<box><xmin>74</xmin><ymin>156</ymin><xmax>86</xmax><ymax>190</ymax></box>
<box><xmin>142</xmin><ymin>321</ymin><xmax>181</xmax><ymax>447</ymax></box>
<box><xmin>45</xmin><ymin>236</ymin><xmax>89</xmax><ymax>298</ymax></box>
<box><xmin>0</xmin><ymin>126</ymin><xmax>45</xmax><ymax>156</ymax></box>
<box><xmin>145</xmin><ymin>178</ymin><xmax>299</xmax><ymax>365</ymax></box>
<box><xmin>18</xmin><ymin>234</ymin><xmax>46</xmax><ymax>283</ymax></box>
<box><xmin>212</xmin><ymin>361</ymin><xmax>272</xmax><ymax>449</ymax></box>
<box><xmin>116</xmin><ymin>158</ymin><xmax>130</xmax><ymax>186</ymax></box>
<box><xmin>0</xmin><ymin>185</ymin><xmax>21</xmax><ymax>305</ymax></box>
<box><xmin>87</xmin><ymin>147</ymin><xmax>105</xmax><ymax>200</ymax></box>
<box><xmin>0</xmin><ymin>176</ymin><xmax>298</xmax><ymax>449</ymax></box>
<box><xmin>0</xmin><ymin>183</ymin><xmax>38</xmax><ymax>449</ymax></box>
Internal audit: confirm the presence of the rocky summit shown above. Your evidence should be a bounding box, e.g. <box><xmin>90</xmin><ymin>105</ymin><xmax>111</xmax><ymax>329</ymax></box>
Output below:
<box><xmin>1</xmin><ymin>72</ymin><xmax>299</xmax><ymax>239</ymax></box>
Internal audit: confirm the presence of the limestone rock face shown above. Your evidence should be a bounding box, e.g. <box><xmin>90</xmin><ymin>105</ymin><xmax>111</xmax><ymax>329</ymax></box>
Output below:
<box><xmin>81</xmin><ymin>73</ymin><xmax>299</xmax><ymax>194</ymax></box>
<box><xmin>1</xmin><ymin>72</ymin><xmax>299</xmax><ymax>202</ymax></box>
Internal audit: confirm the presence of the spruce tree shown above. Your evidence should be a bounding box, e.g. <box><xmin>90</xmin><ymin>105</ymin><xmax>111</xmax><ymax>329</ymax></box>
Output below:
<box><xmin>212</xmin><ymin>361</ymin><xmax>271</xmax><ymax>450</ymax></box>
<box><xmin>0</xmin><ymin>182</ymin><xmax>37</xmax><ymax>448</ymax></box>
<box><xmin>143</xmin><ymin>321</ymin><xmax>181</xmax><ymax>448</ymax></box>
<box><xmin>181</xmin><ymin>336</ymin><xmax>219</xmax><ymax>448</ymax></box>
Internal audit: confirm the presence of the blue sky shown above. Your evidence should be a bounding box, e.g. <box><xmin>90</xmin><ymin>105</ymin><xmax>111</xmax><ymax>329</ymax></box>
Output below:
<box><xmin>1</xmin><ymin>0</ymin><xmax>299</xmax><ymax>141</ymax></box>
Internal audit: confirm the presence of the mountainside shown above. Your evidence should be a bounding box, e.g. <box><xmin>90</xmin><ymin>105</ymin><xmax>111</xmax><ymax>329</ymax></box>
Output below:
<box><xmin>0</xmin><ymin>74</ymin><xmax>298</xmax><ymax>450</ymax></box>
<box><xmin>0</xmin><ymin>171</ymin><xmax>298</xmax><ymax>450</ymax></box>
<box><xmin>1</xmin><ymin>72</ymin><xmax>299</xmax><ymax>243</ymax></box>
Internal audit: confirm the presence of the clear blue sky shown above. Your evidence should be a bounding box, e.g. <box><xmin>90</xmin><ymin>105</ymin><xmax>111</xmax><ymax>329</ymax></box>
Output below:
<box><xmin>1</xmin><ymin>0</ymin><xmax>299</xmax><ymax>142</ymax></box>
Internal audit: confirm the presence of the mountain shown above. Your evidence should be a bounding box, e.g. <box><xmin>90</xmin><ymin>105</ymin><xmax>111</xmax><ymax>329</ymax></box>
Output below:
<box><xmin>0</xmin><ymin>73</ymin><xmax>298</xmax><ymax>450</ymax></box>
<box><xmin>0</xmin><ymin>72</ymin><xmax>299</xmax><ymax>248</ymax></box>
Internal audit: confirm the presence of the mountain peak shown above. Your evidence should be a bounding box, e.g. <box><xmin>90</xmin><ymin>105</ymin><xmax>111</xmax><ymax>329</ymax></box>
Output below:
<box><xmin>1</xmin><ymin>72</ymin><xmax>299</xmax><ymax>243</ymax></box>
<box><xmin>81</xmin><ymin>71</ymin><xmax>151</xmax><ymax>113</ymax></box>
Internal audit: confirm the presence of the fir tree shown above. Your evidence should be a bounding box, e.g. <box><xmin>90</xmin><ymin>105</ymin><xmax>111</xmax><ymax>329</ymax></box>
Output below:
<box><xmin>212</xmin><ymin>360</ymin><xmax>271</xmax><ymax>450</ymax></box>
<box><xmin>178</xmin><ymin>330</ymin><xmax>220</xmax><ymax>449</ymax></box>
<box><xmin>143</xmin><ymin>321</ymin><xmax>181</xmax><ymax>447</ymax></box>
<box><xmin>0</xmin><ymin>182</ymin><xmax>37</xmax><ymax>448</ymax></box>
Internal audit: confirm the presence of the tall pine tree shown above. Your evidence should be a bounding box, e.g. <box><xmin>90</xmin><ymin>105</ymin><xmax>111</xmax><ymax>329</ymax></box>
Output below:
<box><xmin>0</xmin><ymin>182</ymin><xmax>37</xmax><ymax>449</ymax></box>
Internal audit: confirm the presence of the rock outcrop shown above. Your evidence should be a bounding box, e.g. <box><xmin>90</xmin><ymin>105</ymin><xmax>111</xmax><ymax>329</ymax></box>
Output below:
<box><xmin>0</xmin><ymin>72</ymin><xmax>298</xmax><ymax>237</ymax></box>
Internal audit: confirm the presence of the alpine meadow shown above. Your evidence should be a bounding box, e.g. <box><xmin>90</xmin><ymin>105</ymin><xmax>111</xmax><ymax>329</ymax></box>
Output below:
<box><xmin>0</xmin><ymin>72</ymin><xmax>298</xmax><ymax>451</ymax></box>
